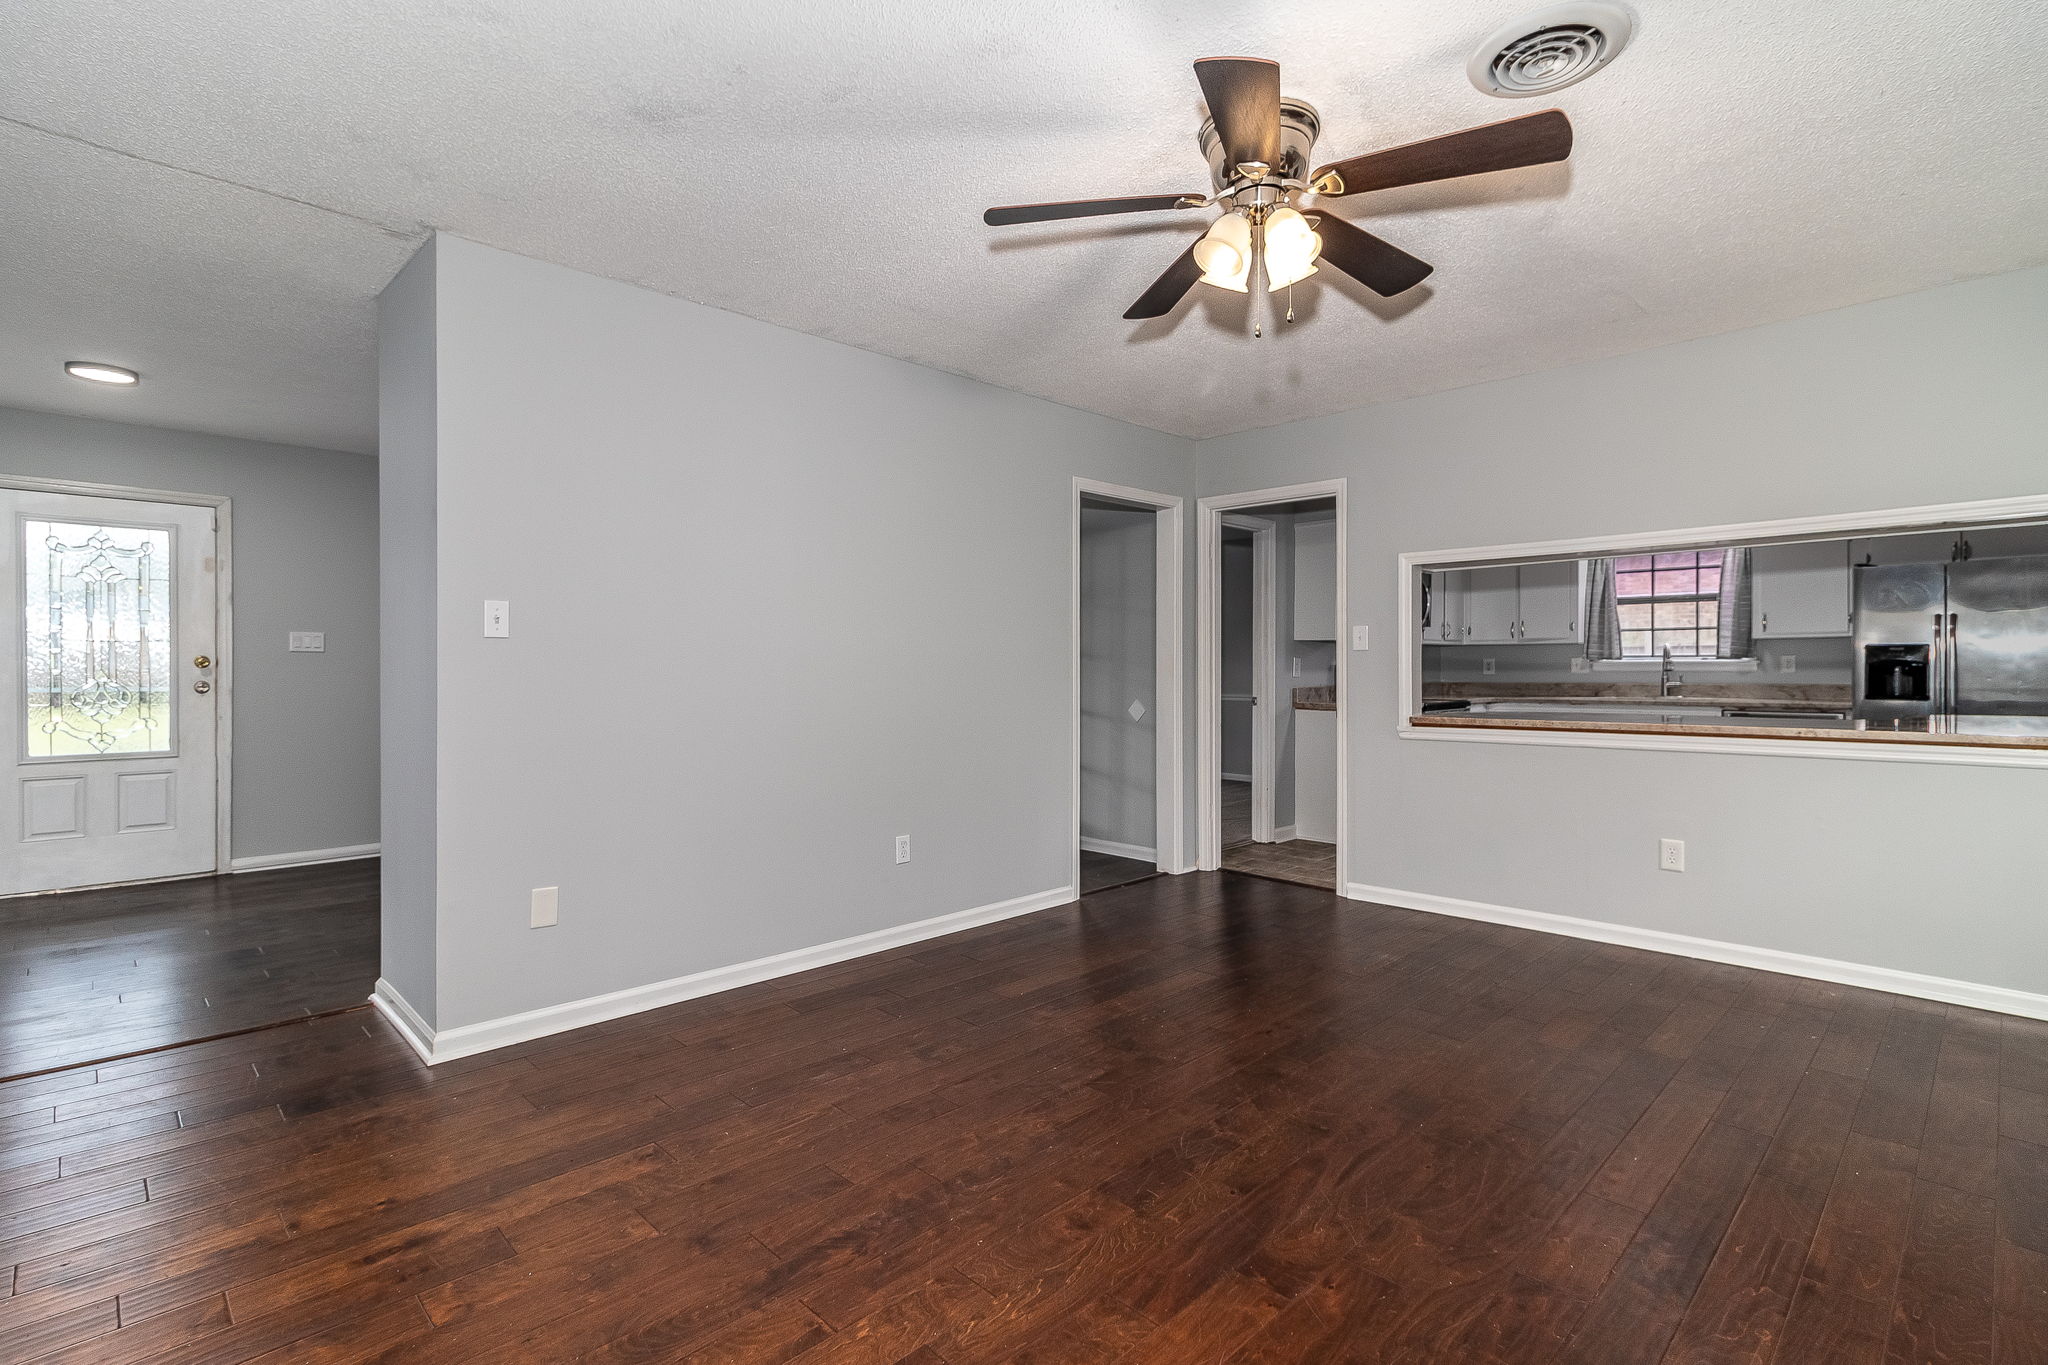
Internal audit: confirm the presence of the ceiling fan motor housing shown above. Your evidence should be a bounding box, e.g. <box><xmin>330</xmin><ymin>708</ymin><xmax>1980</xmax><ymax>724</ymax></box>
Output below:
<box><xmin>1470</xmin><ymin>3</ymin><xmax>1634</xmax><ymax>97</ymax></box>
<box><xmin>1199</xmin><ymin>97</ymin><xmax>1320</xmax><ymax>192</ymax></box>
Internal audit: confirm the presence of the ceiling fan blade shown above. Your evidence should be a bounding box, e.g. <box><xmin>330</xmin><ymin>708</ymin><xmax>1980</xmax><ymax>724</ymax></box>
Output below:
<box><xmin>1194</xmin><ymin>57</ymin><xmax>1281</xmax><ymax>171</ymax></box>
<box><xmin>1123</xmin><ymin>239</ymin><xmax>1205</xmax><ymax>320</ymax></box>
<box><xmin>1309</xmin><ymin>212</ymin><xmax>1434</xmax><ymax>297</ymax></box>
<box><xmin>983</xmin><ymin>194</ymin><xmax>1204</xmax><ymax>226</ymax></box>
<box><xmin>1310</xmin><ymin>109</ymin><xmax>1572</xmax><ymax>196</ymax></box>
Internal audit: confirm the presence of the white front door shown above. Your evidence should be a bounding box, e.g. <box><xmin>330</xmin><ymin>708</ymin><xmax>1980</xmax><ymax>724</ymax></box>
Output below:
<box><xmin>2</xmin><ymin>488</ymin><xmax>219</xmax><ymax>895</ymax></box>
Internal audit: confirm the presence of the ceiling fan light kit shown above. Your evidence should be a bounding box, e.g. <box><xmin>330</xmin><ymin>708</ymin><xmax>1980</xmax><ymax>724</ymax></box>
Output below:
<box><xmin>981</xmin><ymin>56</ymin><xmax>1576</xmax><ymax>334</ymax></box>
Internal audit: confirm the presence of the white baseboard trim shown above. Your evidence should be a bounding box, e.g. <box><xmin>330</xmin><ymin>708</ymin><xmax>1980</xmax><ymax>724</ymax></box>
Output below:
<box><xmin>373</xmin><ymin>884</ymin><xmax>1077</xmax><ymax>1065</ymax></box>
<box><xmin>1221</xmin><ymin>772</ymin><xmax>1253</xmax><ymax>783</ymax></box>
<box><xmin>370</xmin><ymin>978</ymin><xmax>436</xmax><ymax>1064</ymax></box>
<box><xmin>1344</xmin><ymin>881</ymin><xmax>2048</xmax><ymax>1023</ymax></box>
<box><xmin>1268</xmin><ymin>825</ymin><xmax>1297</xmax><ymax>843</ymax></box>
<box><xmin>231</xmin><ymin>843</ymin><xmax>380</xmax><ymax>873</ymax></box>
<box><xmin>1079</xmin><ymin>837</ymin><xmax>1158</xmax><ymax>863</ymax></box>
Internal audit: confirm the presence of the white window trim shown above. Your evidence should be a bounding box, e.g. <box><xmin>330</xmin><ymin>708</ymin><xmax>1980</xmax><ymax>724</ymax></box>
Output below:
<box><xmin>1397</xmin><ymin>492</ymin><xmax>2048</xmax><ymax>769</ymax></box>
<box><xmin>1591</xmin><ymin>656</ymin><xmax>1758</xmax><ymax>672</ymax></box>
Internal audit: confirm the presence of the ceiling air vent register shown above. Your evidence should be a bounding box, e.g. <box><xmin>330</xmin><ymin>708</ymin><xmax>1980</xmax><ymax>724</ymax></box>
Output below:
<box><xmin>1470</xmin><ymin>4</ymin><xmax>1635</xmax><ymax>98</ymax></box>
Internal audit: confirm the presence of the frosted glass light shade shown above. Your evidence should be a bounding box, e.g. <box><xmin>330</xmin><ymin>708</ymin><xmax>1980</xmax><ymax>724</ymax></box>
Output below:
<box><xmin>1263</xmin><ymin>207</ymin><xmax>1321</xmax><ymax>289</ymax></box>
<box><xmin>1194</xmin><ymin>212</ymin><xmax>1252</xmax><ymax>291</ymax></box>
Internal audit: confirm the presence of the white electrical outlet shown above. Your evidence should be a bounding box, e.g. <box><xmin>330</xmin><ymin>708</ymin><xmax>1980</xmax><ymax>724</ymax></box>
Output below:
<box><xmin>1779</xmin><ymin>655</ymin><xmax>1797</xmax><ymax>673</ymax></box>
<box><xmin>288</xmin><ymin>631</ymin><xmax>325</xmax><ymax>652</ymax></box>
<box><xmin>530</xmin><ymin>886</ymin><xmax>558</xmax><ymax>927</ymax></box>
<box><xmin>483</xmin><ymin>600</ymin><xmax>510</xmax><ymax>638</ymax></box>
<box><xmin>1351</xmin><ymin>625</ymin><xmax>1369</xmax><ymax>651</ymax></box>
<box><xmin>1658</xmin><ymin>839</ymin><xmax>1686</xmax><ymax>873</ymax></box>
<box><xmin>1570</xmin><ymin>656</ymin><xmax>1591</xmax><ymax>673</ymax></box>
<box><xmin>1482</xmin><ymin>658</ymin><xmax>1497</xmax><ymax>675</ymax></box>
<box><xmin>894</xmin><ymin>834</ymin><xmax>911</xmax><ymax>865</ymax></box>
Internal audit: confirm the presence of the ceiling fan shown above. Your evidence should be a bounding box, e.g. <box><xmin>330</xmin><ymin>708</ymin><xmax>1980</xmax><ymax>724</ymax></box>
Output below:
<box><xmin>983</xmin><ymin>58</ymin><xmax>1573</xmax><ymax>330</ymax></box>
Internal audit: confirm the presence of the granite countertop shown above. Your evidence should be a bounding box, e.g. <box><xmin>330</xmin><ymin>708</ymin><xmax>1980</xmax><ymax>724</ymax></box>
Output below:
<box><xmin>1293</xmin><ymin>686</ymin><xmax>1336</xmax><ymax>711</ymax></box>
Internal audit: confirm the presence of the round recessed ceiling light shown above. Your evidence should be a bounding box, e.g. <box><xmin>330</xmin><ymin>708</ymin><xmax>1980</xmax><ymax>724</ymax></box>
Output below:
<box><xmin>64</xmin><ymin>361</ymin><xmax>140</xmax><ymax>386</ymax></box>
<box><xmin>1470</xmin><ymin>3</ymin><xmax>1634</xmax><ymax>98</ymax></box>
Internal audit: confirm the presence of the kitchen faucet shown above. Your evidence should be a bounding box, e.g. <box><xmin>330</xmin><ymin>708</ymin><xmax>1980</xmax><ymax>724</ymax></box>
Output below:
<box><xmin>1660</xmin><ymin>646</ymin><xmax>1683</xmax><ymax>698</ymax></box>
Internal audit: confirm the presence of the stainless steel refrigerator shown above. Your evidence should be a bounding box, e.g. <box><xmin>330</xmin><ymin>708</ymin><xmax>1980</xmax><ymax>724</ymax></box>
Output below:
<box><xmin>1854</xmin><ymin>554</ymin><xmax>2048</xmax><ymax>724</ymax></box>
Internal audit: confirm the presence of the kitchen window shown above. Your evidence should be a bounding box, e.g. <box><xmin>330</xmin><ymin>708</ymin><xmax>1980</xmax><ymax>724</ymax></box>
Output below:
<box><xmin>1614</xmin><ymin>549</ymin><xmax>1724</xmax><ymax>658</ymax></box>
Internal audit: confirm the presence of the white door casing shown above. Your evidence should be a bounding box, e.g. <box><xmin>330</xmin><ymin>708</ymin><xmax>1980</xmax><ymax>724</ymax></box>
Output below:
<box><xmin>3</xmin><ymin>487</ymin><xmax>220</xmax><ymax>895</ymax></box>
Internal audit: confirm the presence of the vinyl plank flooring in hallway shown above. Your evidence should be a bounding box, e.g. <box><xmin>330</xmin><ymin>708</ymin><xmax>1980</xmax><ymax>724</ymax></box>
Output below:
<box><xmin>0</xmin><ymin>859</ymin><xmax>379</xmax><ymax>1078</ymax></box>
<box><xmin>2</xmin><ymin>868</ymin><xmax>2034</xmax><ymax>1363</ymax></box>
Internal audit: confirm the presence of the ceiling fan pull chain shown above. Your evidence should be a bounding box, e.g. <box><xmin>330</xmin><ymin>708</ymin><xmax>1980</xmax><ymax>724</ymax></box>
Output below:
<box><xmin>1286</xmin><ymin>278</ymin><xmax>1296</xmax><ymax>324</ymax></box>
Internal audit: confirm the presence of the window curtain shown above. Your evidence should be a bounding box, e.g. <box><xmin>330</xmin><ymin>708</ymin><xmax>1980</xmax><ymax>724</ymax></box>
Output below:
<box><xmin>1583</xmin><ymin>558</ymin><xmax>1621</xmax><ymax>659</ymax></box>
<box><xmin>1716</xmin><ymin>547</ymin><xmax>1753</xmax><ymax>658</ymax></box>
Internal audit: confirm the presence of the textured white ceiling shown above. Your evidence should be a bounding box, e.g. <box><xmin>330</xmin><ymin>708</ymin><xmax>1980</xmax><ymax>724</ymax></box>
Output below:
<box><xmin>3</xmin><ymin>1</ymin><xmax>2046</xmax><ymax>453</ymax></box>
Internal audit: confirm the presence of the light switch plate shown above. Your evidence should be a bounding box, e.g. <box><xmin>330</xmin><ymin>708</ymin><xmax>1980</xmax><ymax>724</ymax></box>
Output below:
<box><xmin>530</xmin><ymin>886</ymin><xmax>558</xmax><ymax>927</ymax></box>
<box><xmin>288</xmin><ymin>631</ymin><xmax>324</xmax><ymax>652</ymax></box>
<box><xmin>1779</xmin><ymin>655</ymin><xmax>1797</xmax><ymax>673</ymax></box>
<box><xmin>1351</xmin><ymin>625</ymin><xmax>1369</xmax><ymax>651</ymax></box>
<box><xmin>483</xmin><ymin>600</ymin><xmax>509</xmax><ymax>638</ymax></box>
<box><xmin>1482</xmin><ymin>658</ymin><xmax>1497</xmax><ymax>675</ymax></box>
<box><xmin>1291</xmin><ymin>657</ymin><xmax>1301</xmax><ymax>678</ymax></box>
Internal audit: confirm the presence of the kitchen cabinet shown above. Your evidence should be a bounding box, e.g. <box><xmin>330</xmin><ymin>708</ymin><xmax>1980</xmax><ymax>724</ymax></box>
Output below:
<box><xmin>1462</xmin><ymin>566</ymin><xmax>1520</xmax><ymax>643</ymax></box>
<box><xmin>1452</xmin><ymin>562</ymin><xmax>1584</xmax><ymax>644</ymax></box>
<box><xmin>1292</xmin><ymin>708</ymin><xmax>1338</xmax><ymax>844</ymax></box>
<box><xmin>1420</xmin><ymin>569</ymin><xmax>1464</xmax><ymax>642</ymax></box>
<box><xmin>1292</xmin><ymin>517</ymin><xmax>1337</xmax><ymax>641</ymax></box>
<box><xmin>1752</xmin><ymin>540</ymin><xmax>1851</xmax><ymax>638</ymax></box>
<box><xmin>1515</xmin><ymin>560</ymin><xmax>1584</xmax><ymax>643</ymax></box>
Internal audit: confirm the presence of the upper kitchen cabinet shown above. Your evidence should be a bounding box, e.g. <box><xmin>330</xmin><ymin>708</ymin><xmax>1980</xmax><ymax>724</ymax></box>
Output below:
<box><xmin>1293</xmin><ymin>516</ymin><xmax>1337</xmax><ymax>641</ymax></box>
<box><xmin>1515</xmin><ymin>560</ymin><xmax>1584</xmax><ymax>643</ymax></box>
<box><xmin>1751</xmin><ymin>540</ymin><xmax>1851</xmax><ymax>637</ymax></box>
<box><xmin>1420</xmin><ymin>569</ymin><xmax>1464</xmax><ymax>642</ymax></box>
<box><xmin>1458</xmin><ymin>562</ymin><xmax>1585</xmax><ymax>643</ymax></box>
<box><xmin>1461</xmin><ymin>566</ymin><xmax>1520</xmax><ymax>643</ymax></box>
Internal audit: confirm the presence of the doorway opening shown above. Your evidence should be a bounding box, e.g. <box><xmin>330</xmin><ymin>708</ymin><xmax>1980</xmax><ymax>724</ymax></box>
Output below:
<box><xmin>1074</xmin><ymin>479</ymin><xmax>1184</xmax><ymax>896</ymax></box>
<box><xmin>0</xmin><ymin>477</ymin><xmax>376</xmax><ymax>1079</ymax></box>
<box><xmin>1200</xmin><ymin>483</ymin><xmax>1345</xmax><ymax>891</ymax></box>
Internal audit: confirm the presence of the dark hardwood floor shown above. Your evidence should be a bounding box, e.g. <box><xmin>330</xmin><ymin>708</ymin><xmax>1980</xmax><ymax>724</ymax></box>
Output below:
<box><xmin>0</xmin><ymin>860</ymin><xmax>379</xmax><ymax>1080</ymax></box>
<box><xmin>0</xmin><ymin>869</ymin><xmax>2041</xmax><ymax>1363</ymax></box>
<box><xmin>1078</xmin><ymin>850</ymin><xmax>1159</xmax><ymax>895</ymax></box>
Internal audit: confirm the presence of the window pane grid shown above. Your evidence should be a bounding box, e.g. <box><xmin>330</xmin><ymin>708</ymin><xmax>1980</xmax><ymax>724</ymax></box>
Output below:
<box><xmin>1614</xmin><ymin>549</ymin><xmax>1723</xmax><ymax>658</ymax></box>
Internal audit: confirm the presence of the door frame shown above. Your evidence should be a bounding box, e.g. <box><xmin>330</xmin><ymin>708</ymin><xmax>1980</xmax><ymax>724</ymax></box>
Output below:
<box><xmin>1073</xmin><ymin>477</ymin><xmax>1187</xmax><ymax>893</ymax></box>
<box><xmin>1218</xmin><ymin>514</ymin><xmax>1278</xmax><ymax>844</ymax></box>
<box><xmin>1198</xmin><ymin>480</ymin><xmax>1348</xmax><ymax>887</ymax></box>
<box><xmin>2</xmin><ymin>475</ymin><xmax>233</xmax><ymax>883</ymax></box>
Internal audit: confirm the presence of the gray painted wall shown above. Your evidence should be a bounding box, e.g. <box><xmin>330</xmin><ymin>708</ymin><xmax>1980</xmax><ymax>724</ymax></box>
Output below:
<box><xmin>376</xmin><ymin>242</ymin><xmax>440</xmax><ymax>1023</ymax></box>
<box><xmin>1425</xmin><ymin>638</ymin><xmax>1853</xmax><ymax>685</ymax></box>
<box><xmin>0</xmin><ymin>405</ymin><xmax>378</xmax><ymax>861</ymax></box>
<box><xmin>390</xmin><ymin>235</ymin><xmax>1192</xmax><ymax>1030</ymax></box>
<box><xmin>1197</xmin><ymin>265</ymin><xmax>2048</xmax><ymax>996</ymax></box>
<box><xmin>1078</xmin><ymin>505</ymin><xmax>1155</xmax><ymax>853</ymax></box>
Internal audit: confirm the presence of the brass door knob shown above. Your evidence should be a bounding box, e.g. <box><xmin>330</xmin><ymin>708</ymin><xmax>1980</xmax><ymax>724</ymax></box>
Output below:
<box><xmin>193</xmin><ymin>655</ymin><xmax>212</xmax><ymax>669</ymax></box>
<box><xmin>193</xmin><ymin>680</ymin><xmax>212</xmax><ymax>694</ymax></box>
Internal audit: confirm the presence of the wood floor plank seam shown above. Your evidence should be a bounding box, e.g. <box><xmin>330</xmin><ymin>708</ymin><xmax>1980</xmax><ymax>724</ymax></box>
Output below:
<box><xmin>2</xmin><ymin>869</ymin><xmax>2040</xmax><ymax>1364</ymax></box>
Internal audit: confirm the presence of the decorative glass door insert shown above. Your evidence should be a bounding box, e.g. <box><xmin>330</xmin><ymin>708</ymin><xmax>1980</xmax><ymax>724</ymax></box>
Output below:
<box><xmin>22</xmin><ymin>519</ymin><xmax>174</xmax><ymax>757</ymax></box>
